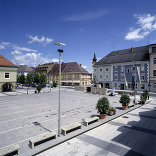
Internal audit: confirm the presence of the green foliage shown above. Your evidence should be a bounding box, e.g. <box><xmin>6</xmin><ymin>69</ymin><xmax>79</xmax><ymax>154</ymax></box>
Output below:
<box><xmin>140</xmin><ymin>90</ymin><xmax>148</xmax><ymax>104</ymax></box>
<box><xmin>34</xmin><ymin>74</ymin><xmax>40</xmax><ymax>84</ymax></box>
<box><xmin>96</xmin><ymin>97</ymin><xmax>110</xmax><ymax>114</ymax></box>
<box><xmin>20</xmin><ymin>74</ymin><xmax>25</xmax><ymax>84</ymax></box>
<box><xmin>119</xmin><ymin>94</ymin><xmax>130</xmax><ymax>106</ymax></box>
<box><xmin>109</xmin><ymin>107</ymin><xmax>116</xmax><ymax>113</ymax></box>
<box><xmin>17</xmin><ymin>75</ymin><xmax>20</xmax><ymax>83</ymax></box>
<box><xmin>26</xmin><ymin>74</ymin><xmax>33</xmax><ymax>85</ymax></box>
<box><xmin>39</xmin><ymin>74</ymin><xmax>46</xmax><ymax>85</ymax></box>
<box><xmin>37</xmin><ymin>84</ymin><xmax>42</xmax><ymax>92</ymax></box>
<box><xmin>118</xmin><ymin>91</ymin><xmax>123</xmax><ymax>94</ymax></box>
<box><xmin>53</xmin><ymin>82</ymin><xmax>57</xmax><ymax>87</ymax></box>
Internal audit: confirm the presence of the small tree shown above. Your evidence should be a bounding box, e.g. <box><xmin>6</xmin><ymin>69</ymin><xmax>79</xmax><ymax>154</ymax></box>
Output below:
<box><xmin>20</xmin><ymin>73</ymin><xmax>25</xmax><ymax>84</ymax></box>
<box><xmin>17</xmin><ymin>75</ymin><xmax>20</xmax><ymax>83</ymax></box>
<box><xmin>140</xmin><ymin>90</ymin><xmax>149</xmax><ymax>104</ymax></box>
<box><xmin>37</xmin><ymin>84</ymin><xmax>42</xmax><ymax>93</ymax></box>
<box><xmin>26</xmin><ymin>74</ymin><xmax>33</xmax><ymax>86</ymax></box>
<box><xmin>39</xmin><ymin>74</ymin><xmax>46</xmax><ymax>85</ymax></box>
<box><xmin>119</xmin><ymin>94</ymin><xmax>130</xmax><ymax>106</ymax></box>
<box><xmin>96</xmin><ymin>97</ymin><xmax>110</xmax><ymax>114</ymax></box>
<box><xmin>34</xmin><ymin>74</ymin><xmax>40</xmax><ymax>84</ymax></box>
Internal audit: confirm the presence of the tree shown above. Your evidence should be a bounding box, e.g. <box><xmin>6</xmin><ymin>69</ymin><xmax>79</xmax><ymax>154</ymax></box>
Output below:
<box><xmin>17</xmin><ymin>75</ymin><xmax>20</xmax><ymax>83</ymax></box>
<box><xmin>39</xmin><ymin>74</ymin><xmax>46</xmax><ymax>85</ymax></box>
<box><xmin>20</xmin><ymin>73</ymin><xmax>25</xmax><ymax>84</ymax></box>
<box><xmin>26</xmin><ymin>74</ymin><xmax>33</xmax><ymax>85</ymax></box>
<box><xmin>34</xmin><ymin>74</ymin><xmax>40</xmax><ymax>84</ymax></box>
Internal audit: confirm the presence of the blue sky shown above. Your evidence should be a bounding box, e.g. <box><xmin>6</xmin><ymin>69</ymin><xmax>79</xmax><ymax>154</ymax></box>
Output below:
<box><xmin>0</xmin><ymin>0</ymin><xmax>156</xmax><ymax>72</ymax></box>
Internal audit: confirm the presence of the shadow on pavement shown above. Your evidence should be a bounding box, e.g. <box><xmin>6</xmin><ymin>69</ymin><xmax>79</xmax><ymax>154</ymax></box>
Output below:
<box><xmin>32</xmin><ymin>122</ymin><xmax>51</xmax><ymax>132</ymax></box>
<box><xmin>111</xmin><ymin>108</ymin><xmax>156</xmax><ymax>156</ymax></box>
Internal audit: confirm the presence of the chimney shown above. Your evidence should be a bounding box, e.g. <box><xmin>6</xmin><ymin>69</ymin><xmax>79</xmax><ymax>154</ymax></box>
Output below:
<box><xmin>80</xmin><ymin>64</ymin><xmax>82</xmax><ymax>67</ymax></box>
<box><xmin>130</xmin><ymin>47</ymin><xmax>134</xmax><ymax>52</ymax></box>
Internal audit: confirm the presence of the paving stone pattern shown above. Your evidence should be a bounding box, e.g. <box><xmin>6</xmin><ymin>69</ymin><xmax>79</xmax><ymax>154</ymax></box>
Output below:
<box><xmin>38</xmin><ymin>96</ymin><xmax>156</xmax><ymax>156</ymax></box>
<box><xmin>0</xmin><ymin>88</ymin><xmax>129</xmax><ymax>156</ymax></box>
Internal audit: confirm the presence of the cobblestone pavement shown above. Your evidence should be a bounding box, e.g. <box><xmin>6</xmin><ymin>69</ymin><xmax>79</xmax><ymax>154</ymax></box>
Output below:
<box><xmin>0</xmin><ymin>87</ymin><xmax>154</xmax><ymax>156</ymax></box>
<box><xmin>38</xmin><ymin>96</ymin><xmax>156</xmax><ymax>156</ymax></box>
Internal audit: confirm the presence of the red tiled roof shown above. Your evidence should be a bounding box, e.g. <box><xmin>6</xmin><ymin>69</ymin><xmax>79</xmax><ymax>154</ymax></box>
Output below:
<box><xmin>48</xmin><ymin>62</ymin><xmax>89</xmax><ymax>74</ymax></box>
<box><xmin>0</xmin><ymin>55</ymin><xmax>17</xmax><ymax>67</ymax></box>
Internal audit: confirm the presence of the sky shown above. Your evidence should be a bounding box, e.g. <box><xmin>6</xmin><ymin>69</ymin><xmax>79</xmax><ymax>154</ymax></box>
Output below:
<box><xmin>0</xmin><ymin>0</ymin><xmax>156</xmax><ymax>72</ymax></box>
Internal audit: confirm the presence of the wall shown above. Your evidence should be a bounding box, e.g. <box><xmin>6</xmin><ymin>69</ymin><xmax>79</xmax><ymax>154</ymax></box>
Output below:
<box><xmin>0</xmin><ymin>67</ymin><xmax>17</xmax><ymax>92</ymax></box>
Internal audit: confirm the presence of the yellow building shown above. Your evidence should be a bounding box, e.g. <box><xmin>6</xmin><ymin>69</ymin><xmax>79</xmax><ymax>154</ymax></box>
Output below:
<box><xmin>35</xmin><ymin>63</ymin><xmax>56</xmax><ymax>83</ymax></box>
<box><xmin>0</xmin><ymin>55</ymin><xmax>18</xmax><ymax>92</ymax></box>
<box><xmin>48</xmin><ymin>62</ymin><xmax>91</xmax><ymax>86</ymax></box>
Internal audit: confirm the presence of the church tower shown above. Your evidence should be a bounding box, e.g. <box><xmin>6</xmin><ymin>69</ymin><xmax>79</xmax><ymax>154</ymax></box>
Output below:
<box><xmin>92</xmin><ymin>52</ymin><xmax>97</xmax><ymax>81</ymax></box>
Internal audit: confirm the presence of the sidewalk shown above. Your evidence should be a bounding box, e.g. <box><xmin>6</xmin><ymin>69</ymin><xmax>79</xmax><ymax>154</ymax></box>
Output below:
<box><xmin>37</xmin><ymin>98</ymin><xmax>156</xmax><ymax>156</ymax></box>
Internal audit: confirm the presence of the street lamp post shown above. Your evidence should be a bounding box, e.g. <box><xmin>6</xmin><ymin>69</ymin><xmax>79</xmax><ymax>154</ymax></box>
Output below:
<box><xmin>54</xmin><ymin>42</ymin><xmax>65</xmax><ymax>137</ymax></box>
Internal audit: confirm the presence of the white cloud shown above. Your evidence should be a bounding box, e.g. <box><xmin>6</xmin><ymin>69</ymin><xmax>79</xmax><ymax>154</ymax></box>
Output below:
<box><xmin>0</xmin><ymin>41</ymin><xmax>37</xmax><ymax>53</ymax></box>
<box><xmin>0</xmin><ymin>45</ymin><xmax>5</xmax><ymax>49</ymax></box>
<box><xmin>61</xmin><ymin>10</ymin><xmax>109</xmax><ymax>22</ymax></box>
<box><xmin>11</xmin><ymin>50</ymin><xmax>22</xmax><ymax>55</ymax></box>
<box><xmin>52</xmin><ymin>58</ymin><xmax>59</xmax><ymax>62</ymax></box>
<box><xmin>82</xmin><ymin>65</ymin><xmax>87</xmax><ymax>69</ymax></box>
<box><xmin>28</xmin><ymin>35</ymin><xmax>53</xmax><ymax>45</ymax></box>
<box><xmin>125</xmin><ymin>14</ymin><xmax>156</xmax><ymax>40</ymax></box>
<box><xmin>12</xmin><ymin>52</ymin><xmax>54</xmax><ymax>67</ymax></box>
<box><xmin>13</xmin><ymin>45</ymin><xmax>37</xmax><ymax>52</ymax></box>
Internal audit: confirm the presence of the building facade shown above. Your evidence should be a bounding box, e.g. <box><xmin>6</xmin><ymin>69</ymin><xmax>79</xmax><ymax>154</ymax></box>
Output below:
<box><xmin>149</xmin><ymin>44</ymin><xmax>156</xmax><ymax>92</ymax></box>
<box><xmin>48</xmin><ymin>62</ymin><xmax>91</xmax><ymax>86</ymax></box>
<box><xmin>35</xmin><ymin>63</ymin><xmax>56</xmax><ymax>83</ymax></box>
<box><xmin>0</xmin><ymin>55</ymin><xmax>18</xmax><ymax>92</ymax></box>
<box><xmin>93</xmin><ymin>45</ymin><xmax>151</xmax><ymax>91</ymax></box>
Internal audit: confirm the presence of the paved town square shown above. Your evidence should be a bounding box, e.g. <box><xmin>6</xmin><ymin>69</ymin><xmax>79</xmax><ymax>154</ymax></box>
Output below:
<box><xmin>38</xmin><ymin>96</ymin><xmax>156</xmax><ymax>156</ymax></box>
<box><xmin>0</xmin><ymin>87</ymin><xmax>146</xmax><ymax>156</ymax></box>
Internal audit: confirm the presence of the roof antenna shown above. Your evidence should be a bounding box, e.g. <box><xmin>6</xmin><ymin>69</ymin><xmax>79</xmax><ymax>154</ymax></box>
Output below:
<box><xmin>113</xmin><ymin>37</ymin><xmax>114</xmax><ymax>51</ymax></box>
<box><xmin>148</xmin><ymin>37</ymin><xmax>150</xmax><ymax>44</ymax></box>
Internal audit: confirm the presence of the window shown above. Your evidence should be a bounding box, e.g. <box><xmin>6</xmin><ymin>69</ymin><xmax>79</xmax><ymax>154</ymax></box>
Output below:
<box><xmin>128</xmin><ymin>83</ymin><xmax>131</xmax><ymax>88</ymax></box>
<box><xmin>100</xmin><ymin>68</ymin><xmax>102</xmax><ymax>72</ymax></box>
<box><xmin>141</xmin><ymin>75</ymin><xmax>145</xmax><ymax>81</ymax></box>
<box><xmin>154</xmin><ymin>58</ymin><xmax>156</xmax><ymax>64</ymax></box>
<box><xmin>106</xmin><ymin>68</ymin><xmax>108</xmax><ymax>71</ymax></box>
<box><xmin>121</xmin><ymin>66</ymin><xmax>124</xmax><ymax>72</ymax></box>
<box><xmin>141</xmin><ymin>84</ymin><xmax>145</xmax><ymax>90</ymax></box>
<box><xmin>5</xmin><ymin>72</ymin><xmax>10</xmax><ymax>79</ymax></box>
<box><xmin>152</xmin><ymin>47</ymin><xmax>156</xmax><ymax>53</ymax></box>
<box><xmin>115</xmin><ymin>83</ymin><xmax>117</xmax><ymax>88</ymax></box>
<box><xmin>114</xmin><ymin>66</ymin><xmax>118</xmax><ymax>72</ymax></box>
<box><xmin>114</xmin><ymin>74</ymin><xmax>118</xmax><ymax>80</ymax></box>
<box><xmin>100</xmin><ymin>75</ymin><xmax>102</xmax><ymax>79</ymax></box>
<box><xmin>141</xmin><ymin>65</ymin><xmax>145</xmax><ymax>71</ymax></box>
<box><xmin>153</xmin><ymin>83</ymin><xmax>156</xmax><ymax>88</ymax></box>
<box><xmin>106</xmin><ymin>75</ymin><xmax>109</xmax><ymax>79</ymax></box>
<box><xmin>127</xmin><ymin>68</ymin><xmax>130</xmax><ymax>73</ymax></box>
<box><xmin>153</xmin><ymin>70</ymin><xmax>156</xmax><ymax>76</ymax></box>
<box><xmin>94</xmin><ymin>69</ymin><xmax>96</xmax><ymax>72</ymax></box>
<box><xmin>120</xmin><ymin>75</ymin><xmax>124</xmax><ymax>81</ymax></box>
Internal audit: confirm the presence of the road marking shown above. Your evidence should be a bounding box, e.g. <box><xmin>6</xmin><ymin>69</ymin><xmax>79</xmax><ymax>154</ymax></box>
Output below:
<box><xmin>0</xmin><ymin>112</ymin><xmax>77</xmax><ymax>134</ymax></box>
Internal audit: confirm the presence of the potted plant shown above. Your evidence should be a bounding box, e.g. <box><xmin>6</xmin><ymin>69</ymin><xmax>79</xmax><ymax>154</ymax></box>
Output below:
<box><xmin>119</xmin><ymin>94</ymin><xmax>130</xmax><ymax>110</ymax></box>
<box><xmin>96</xmin><ymin>97</ymin><xmax>110</xmax><ymax>119</ymax></box>
<box><xmin>37</xmin><ymin>84</ymin><xmax>42</xmax><ymax>93</ymax></box>
<box><xmin>108</xmin><ymin>107</ymin><xmax>116</xmax><ymax>116</ymax></box>
<box><xmin>139</xmin><ymin>91</ymin><xmax>148</xmax><ymax>105</ymax></box>
<box><xmin>53</xmin><ymin>82</ymin><xmax>57</xmax><ymax>88</ymax></box>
